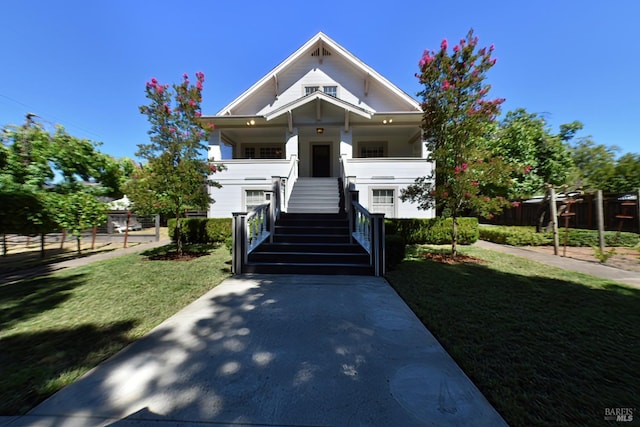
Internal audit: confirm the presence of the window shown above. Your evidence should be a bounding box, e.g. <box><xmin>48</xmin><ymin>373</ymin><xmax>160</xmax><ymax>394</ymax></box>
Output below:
<box><xmin>245</xmin><ymin>190</ymin><xmax>267</xmax><ymax>211</ymax></box>
<box><xmin>371</xmin><ymin>189</ymin><xmax>395</xmax><ymax>217</ymax></box>
<box><xmin>359</xmin><ymin>141</ymin><xmax>387</xmax><ymax>158</ymax></box>
<box><xmin>305</xmin><ymin>86</ymin><xmax>319</xmax><ymax>96</ymax></box>
<box><xmin>243</xmin><ymin>145</ymin><xmax>283</xmax><ymax>159</ymax></box>
<box><xmin>323</xmin><ymin>86</ymin><xmax>337</xmax><ymax>97</ymax></box>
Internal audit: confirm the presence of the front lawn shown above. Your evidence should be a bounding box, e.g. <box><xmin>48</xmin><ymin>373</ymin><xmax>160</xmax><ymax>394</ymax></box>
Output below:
<box><xmin>0</xmin><ymin>244</ymin><xmax>231</xmax><ymax>415</ymax></box>
<box><xmin>386</xmin><ymin>245</ymin><xmax>640</xmax><ymax>427</ymax></box>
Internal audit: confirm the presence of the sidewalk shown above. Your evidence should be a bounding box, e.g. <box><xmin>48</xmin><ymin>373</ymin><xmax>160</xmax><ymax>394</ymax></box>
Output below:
<box><xmin>2</xmin><ymin>275</ymin><xmax>508</xmax><ymax>427</ymax></box>
<box><xmin>0</xmin><ymin>238</ymin><xmax>172</xmax><ymax>285</ymax></box>
<box><xmin>475</xmin><ymin>240</ymin><xmax>640</xmax><ymax>288</ymax></box>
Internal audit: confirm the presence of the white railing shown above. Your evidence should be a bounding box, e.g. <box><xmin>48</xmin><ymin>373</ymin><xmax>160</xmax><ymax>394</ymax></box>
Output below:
<box><xmin>283</xmin><ymin>155</ymin><xmax>298</xmax><ymax>212</ymax></box>
<box><xmin>232</xmin><ymin>177</ymin><xmax>283</xmax><ymax>274</ymax></box>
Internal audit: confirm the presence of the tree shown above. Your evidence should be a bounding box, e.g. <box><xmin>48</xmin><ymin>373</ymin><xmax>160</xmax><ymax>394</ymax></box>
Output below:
<box><xmin>491</xmin><ymin>108</ymin><xmax>575</xmax><ymax>198</ymax></box>
<box><xmin>401</xmin><ymin>29</ymin><xmax>512</xmax><ymax>257</ymax></box>
<box><xmin>1</xmin><ymin>118</ymin><xmax>114</xmax><ymax>256</ymax></box>
<box><xmin>610</xmin><ymin>153</ymin><xmax>640</xmax><ymax>193</ymax></box>
<box><xmin>131</xmin><ymin>72</ymin><xmax>223</xmax><ymax>255</ymax></box>
<box><xmin>569</xmin><ymin>138</ymin><xmax>617</xmax><ymax>191</ymax></box>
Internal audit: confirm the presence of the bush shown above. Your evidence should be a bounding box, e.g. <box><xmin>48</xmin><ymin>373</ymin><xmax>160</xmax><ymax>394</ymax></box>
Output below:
<box><xmin>385</xmin><ymin>234</ymin><xmax>406</xmax><ymax>269</ymax></box>
<box><xmin>386</xmin><ymin>217</ymin><xmax>479</xmax><ymax>245</ymax></box>
<box><xmin>479</xmin><ymin>225</ymin><xmax>639</xmax><ymax>247</ymax></box>
<box><xmin>168</xmin><ymin>218</ymin><xmax>232</xmax><ymax>244</ymax></box>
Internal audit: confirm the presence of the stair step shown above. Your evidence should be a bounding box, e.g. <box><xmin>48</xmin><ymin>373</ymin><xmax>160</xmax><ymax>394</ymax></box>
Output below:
<box><xmin>243</xmin><ymin>262</ymin><xmax>373</xmax><ymax>275</ymax></box>
<box><xmin>249</xmin><ymin>252</ymin><xmax>369</xmax><ymax>264</ymax></box>
<box><xmin>273</xmin><ymin>234</ymin><xmax>351</xmax><ymax>244</ymax></box>
<box><xmin>257</xmin><ymin>242</ymin><xmax>365</xmax><ymax>253</ymax></box>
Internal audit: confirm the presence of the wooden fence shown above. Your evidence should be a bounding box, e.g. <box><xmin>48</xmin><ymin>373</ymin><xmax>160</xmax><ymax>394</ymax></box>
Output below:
<box><xmin>485</xmin><ymin>191</ymin><xmax>640</xmax><ymax>233</ymax></box>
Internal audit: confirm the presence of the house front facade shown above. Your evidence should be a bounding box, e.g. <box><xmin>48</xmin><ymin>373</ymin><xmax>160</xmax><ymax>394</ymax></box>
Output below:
<box><xmin>201</xmin><ymin>32</ymin><xmax>434</xmax><ymax>219</ymax></box>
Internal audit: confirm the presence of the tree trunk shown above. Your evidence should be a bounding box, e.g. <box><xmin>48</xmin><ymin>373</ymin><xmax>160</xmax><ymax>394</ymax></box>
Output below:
<box><xmin>92</xmin><ymin>226</ymin><xmax>97</xmax><ymax>250</ymax></box>
<box><xmin>40</xmin><ymin>233</ymin><xmax>45</xmax><ymax>258</ymax></box>
<box><xmin>451</xmin><ymin>215</ymin><xmax>458</xmax><ymax>258</ymax></box>
<box><xmin>2</xmin><ymin>234</ymin><xmax>7</xmax><ymax>257</ymax></box>
<box><xmin>76</xmin><ymin>236</ymin><xmax>81</xmax><ymax>255</ymax></box>
<box><xmin>60</xmin><ymin>230</ymin><xmax>66</xmax><ymax>249</ymax></box>
<box><xmin>176</xmin><ymin>214</ymin><xmax>183</xmax><ymax>256</ymax></box>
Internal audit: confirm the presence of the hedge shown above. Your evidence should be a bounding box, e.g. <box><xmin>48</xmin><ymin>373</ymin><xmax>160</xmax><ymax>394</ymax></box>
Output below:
<box><xmin>167</xmin><ymin>218</ymin><xmax>232</xmax><ymax>245</ymax></box>
<box><xmin>479</xmin><ymin>225</ymin><xmax>639</xmax><ymax>247</ymax></box>
<box><xmin>385</xmin><ymin>234</ymin><xmax>406</xmax><ymax>269</ymax></box>
<box><xmin>386</xmin><ymin>217</ymin><xmax>479</xmax><ymax>245</ymax></box>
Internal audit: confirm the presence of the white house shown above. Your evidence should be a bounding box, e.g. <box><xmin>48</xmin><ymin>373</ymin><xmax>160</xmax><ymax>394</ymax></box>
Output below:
<box><xmin>201</xmin><ymin>32</ymin><xmax>434</xmax><ymax>219</ymax></box>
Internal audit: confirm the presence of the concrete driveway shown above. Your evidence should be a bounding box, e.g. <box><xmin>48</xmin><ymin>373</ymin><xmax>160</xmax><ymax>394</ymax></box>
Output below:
<box><xmin>8</xmin><ymin>275</ymin><xmax>507</xmax><ymax>427</ymax></box>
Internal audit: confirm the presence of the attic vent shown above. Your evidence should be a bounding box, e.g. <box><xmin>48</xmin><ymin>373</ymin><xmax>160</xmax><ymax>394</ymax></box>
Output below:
<box><xmin>311</xmin><ymin>47</ymin><xmax>331</xmax><ymax>57</ymax></box>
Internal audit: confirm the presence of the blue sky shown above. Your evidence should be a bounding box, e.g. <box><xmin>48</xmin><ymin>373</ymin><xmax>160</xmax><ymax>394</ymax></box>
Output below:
<box><xmin>1</xmin><ymin>1</ymin><xmax>638</xmax><ymax>159</ymax></box>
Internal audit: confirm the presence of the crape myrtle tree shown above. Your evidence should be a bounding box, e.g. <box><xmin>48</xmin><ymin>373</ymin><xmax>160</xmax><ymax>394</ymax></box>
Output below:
<box><xmin>401</xmin><ymin>29</ymin><xmax>512</xmax><ymax>257</ymax></box>
<box><xmin>131</xmin><ymin>72</ymin><xmax>223</xmax><ymax>256</ymax></box>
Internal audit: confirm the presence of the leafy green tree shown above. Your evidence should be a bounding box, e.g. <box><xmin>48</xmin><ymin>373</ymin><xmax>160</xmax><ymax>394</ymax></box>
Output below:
<box><xmin>401</xmin><ymin>29</ymin><xmax>512</xmax><ymax>256</ymax></box>
<box><xmin>131</xmin><ymin>72</ymin><xmax>223</xmax><ymax>255</ymax></box>
<box><xmin>570</xmin><ymin>138</ymin><xmax>617</xmax><ymax>191</ymax></box>
<box><xmin>491</xmin><ymin>109</ymin><xmax>575</xmax><ymax>198</ymax></box>
<box><xmin>609</xmin><ymin>153</ymin><xmax>640</xmax><ymax>193</ymax></box>
<box><xmin>1</xmin><ymin>119</ymin><xmax>114</xmax><ymax>256</ymax></box>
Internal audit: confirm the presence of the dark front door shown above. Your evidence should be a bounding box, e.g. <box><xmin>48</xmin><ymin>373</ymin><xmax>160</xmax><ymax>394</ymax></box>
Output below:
<box><xmin>312</xmin><ymin>144</ymin><xmax>331</xmax><ymax>177</ymax></box>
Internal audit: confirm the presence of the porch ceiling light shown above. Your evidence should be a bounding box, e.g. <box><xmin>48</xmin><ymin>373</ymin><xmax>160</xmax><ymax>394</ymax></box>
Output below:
<box><xmin>316</xmin><ymin>127</ymin><xmax>324</xmax><ymax>134</ymax></box>
<box><xmin>383</xmin><ymin>118</ymin><xmax>393</xmax><ymax>124</ymax></box>
<box><xmin>246</xmin><ymin>119</ymin><xmax>256</xmax><ymax>126</ymax></box>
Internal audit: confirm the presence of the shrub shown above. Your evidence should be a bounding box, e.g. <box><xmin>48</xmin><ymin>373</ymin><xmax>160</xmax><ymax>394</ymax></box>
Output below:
<box><xmin>386</xmin><ymin>217</ymin><xmax>479</xmax><ymax>245</ymax></box>
<box><xmin>480</xmin><ymin>225</ymin><xmax>639</xmax><ymax>247</ymax></box>
<box><xmin>385</xmin><ymin>234</ymin><xmax>406</xmax><ymax>270</ymax></box>
<box><xmin>168</xmin><ymin>218</ymin><xmax>232</xmax><ymax>244</ymax></box>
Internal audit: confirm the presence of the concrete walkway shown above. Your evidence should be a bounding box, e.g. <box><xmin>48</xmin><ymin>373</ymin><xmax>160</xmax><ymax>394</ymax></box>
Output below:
<box><xmin>3</xmin><ymin>274</ymin><xmax>508</xmax><ymax>427</ymax></box>
<box><xmin>475</xmin><ymin>240</ymin><xmax>640</xmax><ymax>288</ymax></box>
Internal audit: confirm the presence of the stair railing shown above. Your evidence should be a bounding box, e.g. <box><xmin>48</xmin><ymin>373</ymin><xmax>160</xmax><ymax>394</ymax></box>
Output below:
<box><xmin>232</xmin><ymin>177</ymin><xmax>282</xmax><ymax>274</ymax></box>
<box><xmin>348</xmin><ymin>189</ymin><xmax>386</xmax><ymax>276</ymax></box>
<box><xmin>282</xmin><ymin>155</ymin><xmax>298</xmax><ymax>212</ymax></box>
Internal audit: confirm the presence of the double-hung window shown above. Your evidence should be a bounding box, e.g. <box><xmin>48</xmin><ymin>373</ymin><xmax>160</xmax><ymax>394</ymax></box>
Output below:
<box><xmin>370</xmin><ymin>189</ymin><xmax>395</xmax><ymax>217</ymax></box>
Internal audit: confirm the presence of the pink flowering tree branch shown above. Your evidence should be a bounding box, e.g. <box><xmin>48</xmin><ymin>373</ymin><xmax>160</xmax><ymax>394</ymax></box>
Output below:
<box><xmin>129</xmin><ymin>72</ymin><xmax>225</xmax><ymax>255</ymax></box>
<box><xmin>402</xmin><ymin>29</ymin><xmax>513</xmax><ymax>257</ymax></box>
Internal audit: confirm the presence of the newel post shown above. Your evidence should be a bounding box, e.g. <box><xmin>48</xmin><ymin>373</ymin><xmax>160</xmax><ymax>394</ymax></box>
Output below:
<box><xmin>349</xmin><ymin>189</ymin><xmax>359</xmax><ymax>242</ymax></box>
<box><xmin>371</xmin><ymin>213</ymin><xmax>386</xmax><ymax>276</ymax></box>
<box><xmin>232</xmin><ymin>212</ymin><xmax>248</xmax><ymax>275</ymax></box>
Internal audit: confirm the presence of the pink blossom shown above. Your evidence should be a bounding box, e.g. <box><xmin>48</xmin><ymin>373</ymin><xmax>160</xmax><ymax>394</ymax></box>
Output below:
<box><xmin>207</xmin><ymin>123</ymin><xmax>215</xmax><ymax>130</ymax></box>
<box><xmin>195</xmin><ymin>71</ymin><xmax>205</xmax><ymax>81</ymax></box>
<box><xmin>465</xmin><ymin>192</ymin><xmax>471</xmax><ymax>199</ymax></box>
<box><xmin>156</xmin><ymin>85</ymin><xmax>164</xmax><ymax>94</ymax></box>
<box><xmin>524</xmin><ymin>165</ymin><xmax>533</xmax><ymax>174</ymax></box>
<box><xmin>454</xmin><ymin>165</ymin><xmax>461</xmax><ymax>174</ymax></box>
<box><xmin>477</xmin><ymin>159</ymin><xmax>483</xmax><ymax>163</ymax></box>
<box><xmin>441</xmin><ymin>39</ymin><xmax>448</xmax><ymax>50</ymax></box>
<box><xmin>189</xmin><ymin>100</ymin><xmax>196</xmax><ymax>107</ymax></box>
<box><xmin>151</xmin><ymin>77</ymin><xmax>158</xmax><ymax>84</ymax></box>
<box><xmin>209</xmin><ymin>164</ymin><xmax>216</xmax><ymax>172</ymax></box>
<box><xmin>169</xmin><ymin>127</ymin><xmax>176</xmax><ymax>133</ymax></box>
<box><xmin>461</xmin><ymin>163</ymin><xmax>468</xmax><ymax>171</ymax></box>
<box><xmin>195</xmin><ymin>111</ymin><xmax>202</xmax><ymax>117</ymax></box>
<box><xmin>472</xmin><ymin>181</ymin><xmax>479</xmax><ymax>187</ymax></box>
<box><xmin>460</xmin><ymin>38</ymin><xmax>465</xmax><ymax>46</ymax></box>
<box><xmin>488</xmin><ymin>213</ymin><xmax>494</xmax><ymax>219</ymax></box>
<box><xmin>196</xmin><ymin>80</ymin><xmax>203</xmax><ymax>90</ymax></box>
<box><xmin>453</xmin><ymin>45</ymin><xmax>460</xmax><ymax>53</ymax></box>
<box><xmin>512</xmin><ymin>201</ymin><xmax>521</xmax><ymax>208</ymax></box>
<box><xmin>479</xmin><ymin>47</ymin><xmax>486</xmax><ymax>56</ymax></box>
<box><xmin>183</xmin><ymin>73</ymin><xmax>188</xmax><ymax>80</ymax></box>
<box><xmin>491</xmin><ymin>58</ymin><xmax>497</xmax><ymax>65</ymax></box>
<box><xmin>442</xmin><ymin>191</ymin><xmax>448</xmax><ymax>198</ymax></box>
<box><xmin>442</xmin><ymin>80</ymin><xmax>452</xmax><ymax>90</ymax></box>
<box><xmin>489</xmin><ymin>44</ymin><xmax>495</xmax><ymax>51</ymax></box>
<box><xmin>484</xmin><ymin>197</ymin><xmax>490</xmax><ymax>202</ymax></box>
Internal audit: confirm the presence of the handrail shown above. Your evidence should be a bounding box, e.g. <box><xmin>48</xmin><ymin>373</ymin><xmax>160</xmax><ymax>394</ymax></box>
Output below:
<box><xmin>283</xmin><ymin>155</ymin><xmax>298</xmax><ymax>212</ymax></box>
<box><xmin>348</xmin><ymin>186</ymin><xmax>386</xmax><ymax>276</ymax></box>
<box><xmin>232</xmin><ymin>176</ymin><xmax>283</xmax><ymax>274</ymax></box>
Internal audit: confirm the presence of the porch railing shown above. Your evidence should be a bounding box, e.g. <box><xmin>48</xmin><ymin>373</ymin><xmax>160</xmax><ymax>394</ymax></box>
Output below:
<box><xmin>340</xmin><ymin>155</ymin><xmax>386</xmax><ymax>276</ymax></box>
<box><xmin>232</xmin><ymin>176</ymin><xmax>282</xmax><ymax>274</ymax></box>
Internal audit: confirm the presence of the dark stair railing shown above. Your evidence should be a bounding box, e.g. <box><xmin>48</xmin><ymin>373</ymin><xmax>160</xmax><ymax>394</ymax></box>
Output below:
<box><xmin>232</xmin><ymin>167</ymin><xmax>385</xmax><ymax>276</ymax></box>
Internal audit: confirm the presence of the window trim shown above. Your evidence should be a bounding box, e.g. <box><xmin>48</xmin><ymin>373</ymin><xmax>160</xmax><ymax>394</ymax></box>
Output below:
<box><xmin>242</xmin><ymin>188</ymin><xmax>270</xmax><ymax>212</ymax></box>
<box><xmin>369</xmin><ymin>186</ymin><xmax>397</xmax><ymax>218</ymax></box>
<box><xmin>358</xmin><ymin>141</ymin><xmax>388</xmax><ymax>158</ymax></box>
<box><xmin>241</xmin><ymin>144</ymin><xmax>285</xmax><ymax>159</ymax></box>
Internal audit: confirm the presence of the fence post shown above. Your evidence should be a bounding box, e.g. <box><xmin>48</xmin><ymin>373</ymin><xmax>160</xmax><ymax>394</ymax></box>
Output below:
<box><xmin>596</xmin><ymin>190</ymin><xmax>605</xmax><ymax>253</ymax></box>
<box><xmin>548</xmin><ymin>186</ymin><xmax>559</xmax><ymax>256</ymax></box>
<box><xmin>155</xmin><ymin>214</ymin><xmax>160</xmax><ymax>242</ymax></box>
<box><xmin>371</xmin><ymin>213</ymin><xmax>385</xmax><ymax>276</ymax></box>
<box><xmin>232</xmin><ymin>212</ymin><xmax>247</xmax><ymax>275</ymax></box>
<box><xmin>349</xmin><ymin>190</ymin><xmax>359</xmax><ymax>243</ymax></box>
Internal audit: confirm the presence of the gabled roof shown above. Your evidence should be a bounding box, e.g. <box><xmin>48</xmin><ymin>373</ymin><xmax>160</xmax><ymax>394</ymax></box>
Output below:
<box><xmin>217</xmin><ymin>32</ymin><xmax>420</xmax><ymax>116</ymax></box>
<box><xmin>264</xmin><ymin>91</ymin><xmax>373</xmax><ymax>121</ymax></box>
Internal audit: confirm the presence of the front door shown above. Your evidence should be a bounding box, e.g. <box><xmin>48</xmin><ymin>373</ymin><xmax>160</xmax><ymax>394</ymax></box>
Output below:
<box><xmin>312</xmin><ymin>144</ymin><xmax>331</xmax><ymax>177</ymax></box>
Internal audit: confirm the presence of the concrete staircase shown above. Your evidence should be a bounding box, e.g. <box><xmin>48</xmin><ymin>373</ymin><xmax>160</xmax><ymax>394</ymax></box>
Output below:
<box><xmin>286</xmin><ymin>178</ymin><xmax>340</xmax><ymax>214</ymax></box>
<box><xmin>244</xmin><ymin>213</ymin><xmax>373</xmax><ymax>275</ymax></box>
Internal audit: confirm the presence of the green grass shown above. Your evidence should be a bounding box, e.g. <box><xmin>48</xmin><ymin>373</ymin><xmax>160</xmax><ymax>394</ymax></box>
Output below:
<box><xmin>0</xmin><ymin>244</ymin><xmax>231</xmax><ymax>415</ymax></box>
<box><xmin>386</xmin><ymin>245</ymin><xmax>640</xmax><ymax>427</ymax></box>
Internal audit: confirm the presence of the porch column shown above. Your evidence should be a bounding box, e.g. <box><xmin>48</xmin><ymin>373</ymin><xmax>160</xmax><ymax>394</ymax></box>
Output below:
<box><xmin>340</xmin><ymin>127</ymin><xmax>353</xmax><ymax>159</ymax></box>
<box><xmin>208</xmin><ymin>129</ymin><xmax>222</xmax><ymax>161</ymax></box>
<box><xmin>286</xmin><ymin>128</ymin><xmax>299</xmax><ymax>159</ymax></box>
<box><xmin>421</xmin><ymin>137</ymin><xmax>429</xmax><ymax>159</ymax></box>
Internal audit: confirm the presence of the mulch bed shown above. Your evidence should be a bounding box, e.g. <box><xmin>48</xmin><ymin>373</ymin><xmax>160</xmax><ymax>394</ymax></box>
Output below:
<box><xmin>421</xmin><ymin>252</ymin><xmax>486</xmax><ymax>265</ymax></box>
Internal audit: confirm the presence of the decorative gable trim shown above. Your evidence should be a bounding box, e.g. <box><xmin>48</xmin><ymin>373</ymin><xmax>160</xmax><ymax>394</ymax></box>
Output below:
<box><xmin>217</xmin><ymin>32</ymin><xmax>420</xmax><ymax>116</ymax></box>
